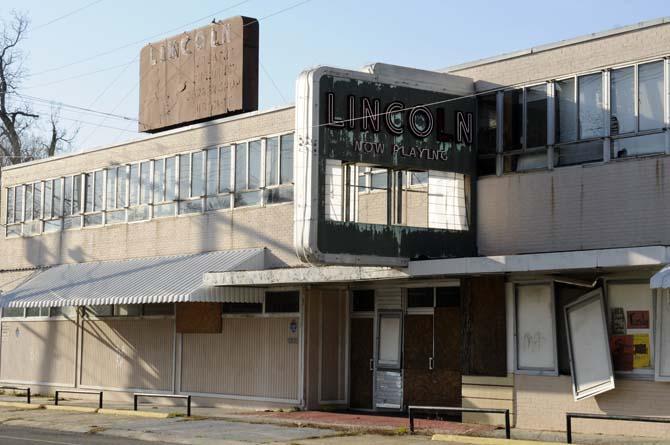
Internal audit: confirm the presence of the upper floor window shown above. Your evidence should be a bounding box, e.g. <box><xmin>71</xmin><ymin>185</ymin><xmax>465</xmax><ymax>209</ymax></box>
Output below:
<box><xmin>4</xmin><ymin>132</ymin><xmax>294</xmax><ymax>238</ymax></box>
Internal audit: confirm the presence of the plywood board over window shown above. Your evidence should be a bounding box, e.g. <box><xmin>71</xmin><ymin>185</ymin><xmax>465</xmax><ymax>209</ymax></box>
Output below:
<box><xmin>565</xmin><ymin>289</ymin><xmax>615</xmax><ymax>400</ymax></box>
<box><xmin>176</xmin><ymin>303</ymin><xmax>222</xmax><ymax>333</ymax></box>
<box><xmin>515</xmin><ymin>283</ymin><xmax>558</xmax><ymax>374</ymax></box>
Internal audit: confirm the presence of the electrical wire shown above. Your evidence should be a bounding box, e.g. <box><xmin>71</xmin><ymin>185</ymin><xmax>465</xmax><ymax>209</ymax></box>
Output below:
<box><xmin>23</xmin><ymin>60</ymin><xmax>136</xmax><ymax>89</ymax></box>
<box><xmin>31</xmin><ymin>0</ymin><xmax>105</xmax><ymax>31</ymax></box>
<box><xmin>10</xmin><ymin>93</ymin><xmax>138</xmax><ymax>122</ymax></box>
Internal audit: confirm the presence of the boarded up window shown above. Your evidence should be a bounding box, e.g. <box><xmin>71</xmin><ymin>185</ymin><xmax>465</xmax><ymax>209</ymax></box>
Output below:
<box><xmin>565</xmin><ymin>289</ymin><xmax>614</xmax><ymax>400</ymax></box>
<box><xmin>515</xmin><ymin>283</ymin><xmax>557</xmax><ymax>373</ymax></box>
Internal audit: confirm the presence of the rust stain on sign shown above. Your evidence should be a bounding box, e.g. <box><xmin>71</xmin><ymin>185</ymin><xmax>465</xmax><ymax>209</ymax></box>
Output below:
<box><xmin>139</xmin><ymin>16</ymin><xmax>259</xmax><ymax>133</ymax></box>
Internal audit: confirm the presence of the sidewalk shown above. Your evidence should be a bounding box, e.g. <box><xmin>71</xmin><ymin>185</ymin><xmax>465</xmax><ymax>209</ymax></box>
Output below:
<box><xmin>0</xmin><ymin>393</ymin><xmax>669</xmax><ymax>444</ymax></box>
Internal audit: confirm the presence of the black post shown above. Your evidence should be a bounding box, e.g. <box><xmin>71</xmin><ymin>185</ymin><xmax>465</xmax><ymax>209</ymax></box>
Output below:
<box><xmin>26</xmin><ymin>388</ymin><xmax>31</xmax><ymax>404</ymax></box>
<box><xmin>504</xmin><ymin>409</ymin><xmax>511</xmax><ymax>439</ymax></box>
<box><xmin>99</xmin><ymin>392</ymin><xmax>103</xmax><ymax>409</ymax></box>
<box><xmin>54</xmin><ymin>391</ymin><xmax>59</xmax><ymax>406</ymax></box>
<box><xmin>409</xmin><ymin>407</ymin><xmax>415</xmax><ymax>433</ymax></box>
<box><xmin>187</xmin><ymin>395</ymin><xmax>191</xmax><ymax>417</ymax></box>
<box><xmin>566</xmin><ymin>414</ymin><xmax>572</xmax><ymax>444</ymax></box>
<box><xmin>133</xmin><ymin>394</ymin><xmax>138</xmax><ymax>411</ymax></box>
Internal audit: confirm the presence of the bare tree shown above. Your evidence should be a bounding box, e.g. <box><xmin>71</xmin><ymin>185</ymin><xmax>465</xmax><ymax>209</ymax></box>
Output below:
<box><xmin>0</xmin><ymin>12</ymin><xmax>74</xmax><ymax>169</ymax></box>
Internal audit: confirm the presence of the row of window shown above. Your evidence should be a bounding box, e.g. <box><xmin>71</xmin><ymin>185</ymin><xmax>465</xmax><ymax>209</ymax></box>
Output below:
<box><xmin>325</xmin><ymin>162</ymin><xmax>469</xmax><ymax>231</ymax></box>
<box><xmin>1</xmin><ymin>292</ymin><xmax>300</xmax><ymax>318</ymax></box>
<box><xmin>4</xmin><ymin>133</ymin><xmax>294</xmax><ymax>237</ymax></box>
<box><xmin>478</xmin><ymin>58</ymin><xmax>669</xmax><ymax>175</ymax></box>
<box><xmin>351</xmin><ymin>286</ymin><xmax>460</xmax><ymax>312</ymax></box>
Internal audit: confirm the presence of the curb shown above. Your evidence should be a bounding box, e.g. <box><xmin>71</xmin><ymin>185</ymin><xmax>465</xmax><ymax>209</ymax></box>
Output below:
<box><xmin>98</xmin><ymin>408</ymin><xmax>171</xmax><ymax>419</ymax></box>
<box><xmin>0</xmin><ymin>401</ymin><xmax>43</xmax><ymax>410</ymax></box>
<box><xmin>432</xmin><ymin>434</ymin><xmax>567</xmax><ymax>445</ymax></box>
<box><xmin>43</xmin><ymin>405</ymin><xmax>99</xmax><ymax>414</ymax></box>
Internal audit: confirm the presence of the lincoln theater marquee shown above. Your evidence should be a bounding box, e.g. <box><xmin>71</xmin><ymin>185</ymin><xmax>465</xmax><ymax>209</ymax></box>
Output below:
<box><xmin>294</xmin><ymin>65</ymin><xmax>477</xmax><ymax>266</ymax></box>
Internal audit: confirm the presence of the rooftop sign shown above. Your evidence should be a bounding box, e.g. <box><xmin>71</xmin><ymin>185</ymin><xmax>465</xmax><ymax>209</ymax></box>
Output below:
<box><xmin>139</xmin><ymin>16</ymin><xmax>259</xmax><ymax>133</ymax></box>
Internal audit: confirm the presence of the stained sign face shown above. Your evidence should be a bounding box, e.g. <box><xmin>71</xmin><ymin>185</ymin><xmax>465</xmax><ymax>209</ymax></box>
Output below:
<box><xmin>294</xmin><ymin>65</ymin><xmax>477</xmax><ymax>266</ymax></box>
<box><xmin>139</xmin><ymin>16</ymin><xmax>259</xmax><ymax>133</ymax></box>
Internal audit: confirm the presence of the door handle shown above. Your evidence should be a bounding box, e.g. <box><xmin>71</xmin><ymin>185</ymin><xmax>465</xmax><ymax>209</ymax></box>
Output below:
<box><xmin>369</xmin><ymin>359</ymin><xmax>374</xmax><ymax>371</ymax></box>
<box><xmin>429</xmin><ymin>357</ymin><xmax>434</xmax><ymax>370</ymax></box>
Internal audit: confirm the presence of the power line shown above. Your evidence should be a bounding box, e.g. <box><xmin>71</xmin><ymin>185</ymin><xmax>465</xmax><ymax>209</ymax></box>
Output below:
<box><xmin>29</xmin><ymin>0</ymin><xmax>253</xmax><ymax>77</ymax></box>
<box><xmin>23</xmin><ymin>60</ymin><xmax>136</xmax><ymax>89</ymax></box>
<box><xmin>11</xmin><ymin>93</ymin><xmax>138</xmax><ymax>122</ymax></box>
<box><xmin>31</xmin><ymin>0</ymin><xmax>105</xmax><ymax>31</ymax></box>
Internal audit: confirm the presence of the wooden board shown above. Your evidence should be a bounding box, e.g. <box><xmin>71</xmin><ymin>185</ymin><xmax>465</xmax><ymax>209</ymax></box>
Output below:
<box><xmin>404</xmin><ymin>368</ymin><xmax>461</xmax><ymax>407</ymax></box>
<box><xmin>461</xmin><ymin>276</ymin><xmax>507</xmax><ymax>376</ymax></box>
<box><xmin>139</xmin><ymin>16</ymin><xmax>259</xmax><ymax>133</ymax></box>
<box><xmin>404</xmin><ymin>314</ymin><xmax>432</xmax><ymax>369</ymax></box>
<box><xmin>349</xmin><ymin>318</ymin><xmax>373</xmax><ymax>409</ymax></box>
<box><xmin>435</xmin><ymin>307</ymin><xmax>460</xmax><ymax>371</ymax></box>
<box><xmin>176</xmin><ymin>303</ymin><xmax>222</xmax><ymax>333</ymax></box>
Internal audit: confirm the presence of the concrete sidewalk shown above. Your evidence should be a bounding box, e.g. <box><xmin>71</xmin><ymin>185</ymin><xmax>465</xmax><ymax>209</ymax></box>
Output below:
<box><xmin>0</xmin><ymin>393</ymin><xmax>669</xmax><ymax>444</ymax></box>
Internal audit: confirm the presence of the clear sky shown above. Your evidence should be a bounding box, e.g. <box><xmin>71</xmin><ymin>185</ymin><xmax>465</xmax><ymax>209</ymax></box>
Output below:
<box><xmin>2</xmin><ymin>0</ymin><xmax>669</xmax><ymax>152</ymax></box>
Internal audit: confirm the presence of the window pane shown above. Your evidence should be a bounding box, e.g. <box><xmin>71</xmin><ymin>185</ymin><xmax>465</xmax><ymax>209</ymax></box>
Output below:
<box><xmin>32</xmin><ymin>182</ymin><xmax>41</xmax><ymax>220</ymax></box>
<box><xmin>579</xmin><ymin>73</ymin><xmax>605</xmax><ymax>139</ymax></box>
<box><xmin>265</xmin><ymin>291</ymin><xmax>299</xmax><ymax>313</ymax></box>
<box><xmin>87</xmin><ymin>305</ymin><xmax>113</xmax><ymax>317</ymax></box>
<box><xmin>235</xmin><ymin>143</ymin><xmax>247</xmax><ymax>190</ymax></box>
<box><xmin>53</xmin><ymin>180</ymin><xmax>62</xmax><ymax>217</ymax></box>
<box><xmin>15</xmin><ymin>185</ymin><xmax>23</xmax><ymax>221</ymax></box>
<box><xmin>266</xmin><ymin>137</ymin><xmax>279</xmax><ymax>186</ymax></box>
<box><xmin>64</xmin><ymin>176</ymin><xmax>73</xmax><ymax>215</ymax></box>
<box><xmin>352</xmin><ymin>290</ymin><xmax>375</xmax><ymax>312</ymax></box>
<box><xmin>407</xmin><ymin>288</ymin><xmax>433</xmax><ymax>308</ymax></box>
<box><xmin>84</xmin><ymin>174</ymin><xmax>93</xmax><ymax>212</ymax></box>
<box><xmin>219</xmin><ymin>146</ymin><xmax>231</xmax><ymax>193</ymax></box>
<box><xmin>556</xmin><ymin>140</ymin><xmax>603</xmax><ymax>166</ymax></box>
<box><xmin>191</xmin><ymin>151</ymin><xmax>205</xmax><ymax>197</ymax></box>
<box><xmin>2</xmin><ymin>307</ymin><xmax>23</xmax><ymax>317</ymax></box>
<box><xmin>24</xmin><ymin>184</ymin><xmax>33</xmax><ymax>221</ymax></box>
<box><xmin>222</xmin><ymin>303</ymin><xmax>262</xmax><ymax>314</ymax></box>
<box><xmin>503</xmin><ymin>89</ymin><xmax>523</xmax><ymax>150</ymax></box>
<box><xmin>638</xmin><ymin>61</ymin><xmax>664</xmax><ymax>131</ymax></box>
<box><xmin>143</xmin><ymin>303</ymin><xmax>174</xmax><ymax>316</ymax></box>
<box><xmin>26</xmin><ymin>307</ymin><xmax>40</xmax><ymax>317</ymax></box>
<box><xmin>206</xmin><ymin>148</ymin><xmax>218</xmax><ymax>196</ymax></box>
<box><xmin>436</xmin><ymin>287</ymin><xmax>460</xmax><ymax>307</ymax></box>
<box><xmin>43</xmin><ymin>181</ymin><xmax>52</xmax><ymax>219</ymax></box>
<box><xmin>612</xmin><ymin>132</ymin><xmax>666</xmax><ymax>158</ymax></box>
<box><xmin>179</xmin><ymin>154</ymin><xmax>190</xmax><ymax>199</ymax></box>
<box><xmin>610</xmin><ymin>66</ymin><xmax>635</xmax><ymax>135</ymax></box>
<box><xmin>106</xmin><ymin>169</ymin><xmax>117</xmax><ymax>209</ymax></box>
<box><xmin>117</xmin><ymin>167</ymin><xmax>127</xmax><ymax>208</ymax></box>
<box><xmin>248</xmin><ymin>140</ymin><xmax>261</xmax><ymax>189</ymax></box>
<box><xmin>370</xmin><ymin>170</ymin><xmax>387</xmax><ymax>189</ymax></box>
<box><xmin>165</xmin><ymin>157</ymin><xmax>176</xmax><ymax>201</ymax></box>
<box><xmin>153</xmin><ymin>159</ymin><xmax>165</xmax><ymax>202</ymax></box>
<box><xmin>6</xmin><ymin>187</ymin><xmax>14</xmax><ymax>224</ymax></box>
<box><xmin>477</xmin><ymin>93</ymin><xmax>497</xmax><ymax>154</ymax></box>
<box><xmin>556</xmin><ymin>78</ymin><xmax>577</xmax><ymax>143</ymax></box>
<box><xmin>73</xmin><ymin>175</ymin><xmax>81</xmax><ymax>214</ymax></box>
<box><xmin>94</xmin><ymin>170</ymin><xmax>104</xmax><ymax>211</ymax></box>
<box><xmin>280</xmin><ymin>134</ymin><xmax>294</xmax><ymax>184</ymax></box>
<box><xmin>140</xmin><ymin>161</ymin><xmax>151</xmax><ymax>204</ymax></box>
<box><xmin>526</xmin><ymin>85</ymin><xmax>547</xmax><ymax>148</ymax></box>
<box><xmin>129</xmin><ymin>164</ymin><xmax>140</xmax><ymax>206</ymax></box>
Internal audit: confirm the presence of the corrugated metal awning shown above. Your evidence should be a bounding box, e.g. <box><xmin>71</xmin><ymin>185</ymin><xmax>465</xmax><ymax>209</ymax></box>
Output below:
<box><xmin>651</xmin><ymin>265</ymin><xmax>670</xmax><ymax>289</ymax></box>
<box><xmin>0</xmin><ymin>249</ymin><xmax>265</xmax><ymax>308</ymax></box>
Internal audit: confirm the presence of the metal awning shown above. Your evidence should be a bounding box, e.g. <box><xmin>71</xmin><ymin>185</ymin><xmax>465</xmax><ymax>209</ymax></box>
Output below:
<box><xmin>0</xmin><ymin>249</ymin><xmax>265</xmax><ymax>308</ymax></box>
<box><xmin>651</xmin><ymin>265</ymin><xmax>670</xmax><ymax>289</ymax></box>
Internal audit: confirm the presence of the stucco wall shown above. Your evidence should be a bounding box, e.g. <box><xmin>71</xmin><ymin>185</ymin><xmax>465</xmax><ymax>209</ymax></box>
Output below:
<box><xmin>447</xmin><ymin>21</ymin><xmax>670</xmax><ymax>89</ymax></box>
<box><xmin>0</xmin><ymin>107</ymin><xmax>297</xmax><ymax>270</ymax></box>
<box><xmin>0</xmin><ymin>319</ymin><xmax>77</xmax><ymax>386</ymax></box>
<box><xmin>477</xmin><ymin>155</ymin><xmax>670</xmax><ymax>256</ymax></box>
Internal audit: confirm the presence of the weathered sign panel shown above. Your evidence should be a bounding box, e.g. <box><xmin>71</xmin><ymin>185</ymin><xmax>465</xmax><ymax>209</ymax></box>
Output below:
<box><xmin>139</xmin><ymin>16</ymin><xmax>259</xmax><ymax>133</ymax></box>
<box><xmin>294</xmin><ymin>64</ymin><xmax>477</xmax><ymax>266</ymax></box>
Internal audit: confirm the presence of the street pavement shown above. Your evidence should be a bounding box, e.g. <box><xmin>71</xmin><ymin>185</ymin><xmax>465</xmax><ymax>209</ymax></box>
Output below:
<box><xmin>0</xmin><ymin>424</ymin><xmax>176</xmax><ymax>444</ymax></box>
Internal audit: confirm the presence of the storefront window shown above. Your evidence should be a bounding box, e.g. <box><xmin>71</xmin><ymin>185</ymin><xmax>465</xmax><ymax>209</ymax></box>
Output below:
<box><xmin>352</xmin><ymin>290</ymin><xmax>374</xmax><ymax>312</ymax></box>
<box><xmin>265</xmin><ymin>291</ymin><xmax>299</xmax><ymax>313</ymax></box>
<box><xmin>280</xmin><ymin>133</ymin><xmax>294</xmax><ymax>184</ymax></box>
<box><xmin>477</xmin><ymin>93</ymin><xmax>497</xmax><ymax>155</ymax></box>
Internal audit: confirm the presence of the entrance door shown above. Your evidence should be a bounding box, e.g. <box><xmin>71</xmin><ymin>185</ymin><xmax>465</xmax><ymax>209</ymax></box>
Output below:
<box><xmin>350</xmin><ymin>317</ymin><xmax>374</xmax><ymax>409</ymax></box>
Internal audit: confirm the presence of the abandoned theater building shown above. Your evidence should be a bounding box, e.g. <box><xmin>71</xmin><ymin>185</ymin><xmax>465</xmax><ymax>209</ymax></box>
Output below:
<box><xmin>3</xmin><ymin>15</ymin><xmax>670</xmax><ymax>438</ymax></box>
